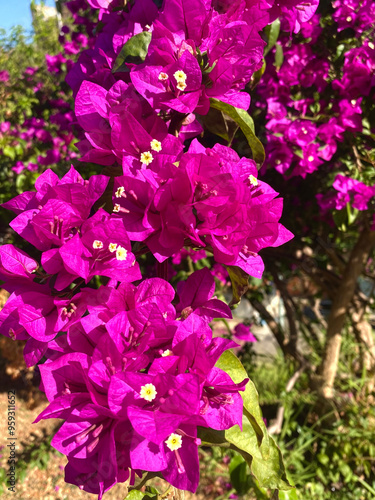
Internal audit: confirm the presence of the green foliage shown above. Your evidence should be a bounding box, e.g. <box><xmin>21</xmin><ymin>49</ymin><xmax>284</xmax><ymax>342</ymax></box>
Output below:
<box><xmin>126</xmin><ymin>490</ymin><xmax>157</xmax><ymax>500</ymax></box>
<box><xmin>226</xmin><ymin>266</ymin><xmax>250</xmax><ymax>307</ymax></box>
<box><xmin>209</xmin><ymin>99</ymin><xmax>266</xmax><ymax>167</ymax></box>
<box><xmin>264</xmin><ymin>19</ymin><xmax>281</xmax><ymax>56</ymax></box>
<box><xmin>0</xmin><ymin>4</ymin><xmax>59</xmax><ymax>81</ymax></box>
<box><xmin>0</xmin><ymin>7</ymin><xmax>75</xmax><ymax>240</ymax></box>
<box><xmin>199</xmin><ymin>350</ymin><xmax>291</xmax><ymax>494</ymax></box>
<box><xmin>240</xmin><ymin>329</ymin><xmax>375</xmax><ymax>500</ymax></box>
<box><xmin>113</xmin><ymin>31</ymin><xmax>152</xmax><ymax>72</ymax></box>
<box><xmin>31</xmin><ymin>0</ymin><xmax>60</xmax><ymax>57</ymax></box>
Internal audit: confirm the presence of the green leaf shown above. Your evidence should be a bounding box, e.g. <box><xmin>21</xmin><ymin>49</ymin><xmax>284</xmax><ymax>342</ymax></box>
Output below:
<box><xmin>197</xmin><ymin>426</ymin><xmax>226</xmax><ymax>445</ymax></box>
<box><xmin>3</xmin><ymin>145</ymin><xmax>16</xmax><ymax>160</ymax></box>
<box><xmin>15</xmin><ymin>173</ymin><xmax>27</xmax><ymax>193</ymax></box>
<box><xmin>230</xmin><ymin>454</ymin><xmax>252</xmax><ymax>495</ymax></box>
<box><xmin>249</xmin><ymin>59</ymin><xmax>266</xmax><ymax>89</ymax></box>
<box><xmin>200</xmin><ymin>107</ymin><xmax>239</xmax><ymax>144</ymax></box>
<box><xmin>279</xmin><ymin>488</ymin><xmax>299</xmax><ymax>499</ymax></box>
<box><xmin>274</xmin><ymin>43</ymin><xmax>284</xmax><ymax>69</ymax></box>
<box><xmin>125</xmin><ymin>490</ymin><xmax>157</xmax><ymax>500</ymax></box>
<box><xmin>215</xmin><ymin>351</ymin><xmax>291</xmax><ymax>491</ymax></box>
<box><xmin>145</xmin><ymin>486</ymin><xmax>159</xmax><ymax>495</ymax></box>
<box><xmin>226</xmin><ymin>265</ymin><xmax>249</xmax><ymax>307</ymax></box>
<box><xmin>125</xmin><ymin>491</ymin><xmax>146</xmax><ymax>500</ymax></box>
<box><xmin>333</xmin><ymin>209</ymin><xmax>347</xmax><ymax>232</ymax></box>
<box><xmin>215</xmin><ymin>351</ymin><xmax>265</xmax><ymax>442</ymax></box>
<box><xmin>264</xmin><ymin>19</ymin><xmax>280</xmax><ymax>56</ymax></box>
<box><xmin>209</xmin><ymin>98</ymin><xmax>265</xmax><ymax>167</ymax></box>
<box><xmin>113</xmin><ymin>31</ymin><xmax>152</xmax><ymax>73</ymax></box>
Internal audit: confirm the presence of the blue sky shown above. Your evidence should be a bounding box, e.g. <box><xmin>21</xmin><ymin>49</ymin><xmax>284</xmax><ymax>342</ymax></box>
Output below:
<box><xmin>0</xmin><ymin>0</ymin><xmax>56</xmax><ymax>33</ymax></box>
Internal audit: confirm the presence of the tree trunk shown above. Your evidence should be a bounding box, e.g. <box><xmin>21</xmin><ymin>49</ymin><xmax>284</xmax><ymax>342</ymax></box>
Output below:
<box><xmin>351</xmin><ymin>295</ymin><xmax>375</xmax><ymax>394</ymax></box>
<box><xmin>317</xmin><ymin>227</ymin><xmax>375</xmax><ymax>400</ymax></box>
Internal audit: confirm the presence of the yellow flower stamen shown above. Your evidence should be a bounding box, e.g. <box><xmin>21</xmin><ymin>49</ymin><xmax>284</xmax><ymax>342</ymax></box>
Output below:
<box><xmin>116</xmin><ymin>246</ymin><xmax>128</xmax><ymax>261</ymax></box>
<box><xmin>108</xmin><ymin>243</ymin><xmax>117</xmax><ymax>253</ymax></box>
<box><xmin>140</xmin><ymin>383</ymin><xmax>157</xmax><ymax>402</ymax></box>
<box><xmin>115</xmin><ymin>186</ymin><xmax>125</xmax><ymax>198</ymax></box>
<box><xmin>150</xmin><ymin>139</ymin><xmax>162</xmax><ymax>152</ymax></box>
<box><xmin>158</xmin><ymin>72</ymin><xmax>169</xmax><ymax>81</ymax></box>
<box><xmin>140</xmin><ymin>151</ymin><xmax>154</xmax><ymax>166</ymax></box>
<box><xmin>161</xmin><ymin>349</ymin><xmax>172</xmax><ymax>357</ymax></box>
<box><xmin>248</xmin><ymin>175</ymin><xmax>258</xmax><ymax>186</ymax></box>
<box><xmin>113</xmin><ymin>204</ymin><xmax>120</xmax><ymax>213</ymax></box>
<box><xmin>93</xmin><ymin>240</ymin><xmax>103</xmax><ymax>249</ymax></box>
<box><xmin>176</xmin><ymin>81</ymin><xmax>187</xmax><ymax>91</ymax></box>
<box><xmin>165</xmin><ymin>433</ymin><xmax>182</xmax><ymax>451</ymax></box>
<box><xmin>173</xmin><ymin>70</ymin><xmax>187</xmax><ymax>83</ymax></box>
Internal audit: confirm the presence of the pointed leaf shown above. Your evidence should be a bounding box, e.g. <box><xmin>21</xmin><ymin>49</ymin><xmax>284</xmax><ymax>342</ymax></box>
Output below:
<box><xmin>216</xmin><ymin>350</ymin><xmax>291</xmax><ymax>491</ymax></box>
<box><xmin>226</xmin><ymin>265</ymin><xmax>249</xmax><ymax>307</ymax></box>
<box><xmin>209</xmin><ymin>99</ymin><xmax>265</xmax><ymax>167</ymax></box>
<box><xmin>113</xmin><ymin>32</ymin><xmax>152</xmax><ymax>73</ymax></box>
<box><xmin>264</xmin><ymin>19</ymin><xmax>280</xmax><ymax>56</ymax></box>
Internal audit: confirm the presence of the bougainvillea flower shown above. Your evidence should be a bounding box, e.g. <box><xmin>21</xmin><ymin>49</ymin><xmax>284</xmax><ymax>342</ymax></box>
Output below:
<box><xmin>233</xmin><ymin>323</ymin><xmax>257</xmax><ymax>342</ymax></box>
<box><xmin>114</xmin><ymin>141</ymin><xmax>292</xmax><ymax>276</ymax></box>
<box><xmin>3</xmin><ymin>167</ymin><xmax>109</xmax><ymax>251</ymax></box>
<box><xmin>75</xmin><ymin>80</ymin><xmax>183</xmax><ymax>166</ymax></box>
<box><xmin>42</xmin><ymin>208</ymin><xmax>141</xmax><ymax>290</ymax></box>
<box><xmin>176</xmin><ymin>268</ymin><xmax>232</xmax><ymax>320</ymax></box>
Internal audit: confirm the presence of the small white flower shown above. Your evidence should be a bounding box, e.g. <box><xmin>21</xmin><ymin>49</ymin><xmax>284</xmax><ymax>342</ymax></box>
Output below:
<box><xmin>176</xmin><ymin>81</ymin><xmax>187</xmax><ymax>91</ymax></box>
<box><xmin>93</xmin><ymin>240</ymin><xmax>103</xmax><ymax>249</ymax></box>
<box><xmin>165</xmin><ymin>433</ymin><xmax>182</xmax><ymax>451</ymax></box>
<box><xmin>248</xmin><ymin>174</ymin><xmax>258</xmax><ymax>187</ymax></box>
<box><xmin>140</xmin><ymin>151</ymin><xmax>154</xmax><ymax>166</ymax></box>
<box><xmin>173</xmin><ymin>70</ymin><xmax>187</xmax><ymax>83</ymax></box>
<box><xmin>150</xmin><ymin>139</ymin><xmax>162</xmax><ymax>152</ymax></box>
<box><xmin>116</xmin><ymin>246</ymin><xmax>128</xmax><ymax>261</ymax></box>
<box><xmin>108</xmin><ymin>243</ymin><xmax>117</xmax><ymax>253</ymax></box>
<box><xmin>140</xmin><ymin>383</ymin><xmax>157</xmax><ymax>402</ymax></box>
<box><xmin>115</xmin><ymin>186</ymin><xmax>125</xmax><ymax>198</ymax></box>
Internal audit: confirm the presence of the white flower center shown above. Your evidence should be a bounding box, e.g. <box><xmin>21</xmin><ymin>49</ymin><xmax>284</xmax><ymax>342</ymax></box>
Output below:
<box><xmin>248</xmin><ymin>174</ymin><xmax>258</xmax><ymax>186</ymax></box>
<box><xmin>93</xmin><ymin>240</ymin><xmax>103</xmax><ymax>249</ymax></box>
<box><xmin>115</xmin><ymin>186</ymin><xmax>125</xmax><ymax>198</ymax></box>
<box><xmin>165</xmin><ymin>433</ymin><xmax>182</xmax><ymax>451</ymax></box>
<box><xmin>108</xmin><ymin>243</ymin><xmax>117</xmax><ymax>253</ymax></box>
<box><xmin>140</xmin><ymin>383</ymin><xmax>157</xmax><ymax>402</ymax></box>
<box><xmin>116</xmin><ymin>246</ymin><xmax>128</xmax><ymax>260</ymax></box>
<box><xmin>173</xmin><ymin>70</ymin><xmax>187</xmax><ymax>83</ymax></box>
<box><xmin>140</xmin><ymin>151</ymin><xmax>154</xmax><ymax>166</ymax></box>
<box><xmin>150</xmin><ymin>139</ymin><xmax>162</xmax><ymax>152</ymax></box>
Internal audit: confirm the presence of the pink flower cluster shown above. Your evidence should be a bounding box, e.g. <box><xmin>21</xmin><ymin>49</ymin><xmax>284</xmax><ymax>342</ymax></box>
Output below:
<box><xmin>256</xmin><ymin>5</ymin><xmax>375</xmax><ymax>181</ymax></box>
<box><xmin>0</xmin><ymin>0</ymin><xmax>315</xmax><ymax>496</ymax></box>
<box><xmin>317</xmin><ymin>175</ymin><xmax>375</xmax><ymax>213</ymax></box>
